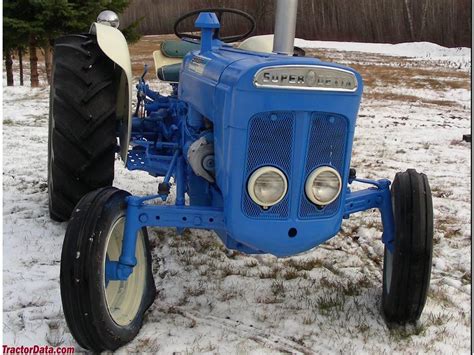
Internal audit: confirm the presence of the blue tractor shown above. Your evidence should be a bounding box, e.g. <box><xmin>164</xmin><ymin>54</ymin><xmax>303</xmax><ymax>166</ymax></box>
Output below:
<box><xmin>48</xmin><ymin>2</ymin><xmax>433</xmax><ymax>351</ymax></box>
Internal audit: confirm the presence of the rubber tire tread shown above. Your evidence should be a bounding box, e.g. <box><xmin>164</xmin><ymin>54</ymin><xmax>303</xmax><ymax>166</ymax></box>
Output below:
<box><xmin>60</xmin><ymin>187</ymin><xmax>156</xmax><ymax>352</ymax></box>
<box><xmin>382</xmin><ymin>169</ymin><xmax>433</xmax><ymax>323</ymax></box>
<box><xmin>48</xmin><ymin>34</ymin><xmax>117</xmax><ymax>222</ymax></box>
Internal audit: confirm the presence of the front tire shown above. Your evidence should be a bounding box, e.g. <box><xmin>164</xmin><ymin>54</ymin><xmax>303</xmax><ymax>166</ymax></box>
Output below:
<box><xmin>382</xmin><ymin>169</ymin><xmax>433</xmax><ymax>323</ymax></box>
<box><xmin>48</xmin><ymin>34</ymin><xmax>118</xmax><ymax>221</ymax></box>
<box><xmin>60</xmin><ymin>187</ymin><xmax>156</xmax><ymax>352</ymax></box>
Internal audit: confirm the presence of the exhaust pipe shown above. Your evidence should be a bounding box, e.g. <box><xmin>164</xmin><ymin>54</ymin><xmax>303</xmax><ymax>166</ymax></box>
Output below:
<box><xmin>273</xmin><ymin>0</ymin><xmax>299</xmax><ymax>55</ymax></box>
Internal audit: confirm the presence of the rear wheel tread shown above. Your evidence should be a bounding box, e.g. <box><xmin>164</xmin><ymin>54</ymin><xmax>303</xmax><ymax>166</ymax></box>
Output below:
<box><xmin>48</xmin><ymin>34</ymin><xmax>117</xmax><ymax>221</ymax></box>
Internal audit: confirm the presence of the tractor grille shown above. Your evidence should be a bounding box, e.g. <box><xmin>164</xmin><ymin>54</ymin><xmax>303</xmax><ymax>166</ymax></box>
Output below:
<box><xmin>242</xmin><ymin>112</ymin><xmax>294</xmax><ymax>219</ymax></box>
<box><xmin>299</xmin><ymin>112</ymin><xmax>348</xmax><ymax>218</ymax></box>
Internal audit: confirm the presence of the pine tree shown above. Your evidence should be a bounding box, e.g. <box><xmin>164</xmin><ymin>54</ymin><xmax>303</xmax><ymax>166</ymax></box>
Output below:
<box><xmin>3</xmin><ymin>1</ymin><xmax>31</xmax><ymax>86</ymax></box>
<box><xmin>3</xmin><ymin>0</ymin><xmax>139</xmax><ymax>87</ymax></box>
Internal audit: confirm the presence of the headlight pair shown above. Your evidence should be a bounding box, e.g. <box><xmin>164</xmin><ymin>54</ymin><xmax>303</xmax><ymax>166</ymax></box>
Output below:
<box><xmin>247</xmin><ymin>166</ymin><xmax>341</xmax><ymax>208</ymax></box>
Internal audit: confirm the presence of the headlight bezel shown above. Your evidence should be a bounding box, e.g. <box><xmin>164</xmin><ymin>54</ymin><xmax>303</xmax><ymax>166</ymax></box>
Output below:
<box><xmin>305</xmin><ymin>166</ymin><xmax>342</xmax><ymax>206</ymax></box>
<box><xmin>247</xmin><ymin>166</ymin><xmax>288</xmax><ymax>208</ymax></box>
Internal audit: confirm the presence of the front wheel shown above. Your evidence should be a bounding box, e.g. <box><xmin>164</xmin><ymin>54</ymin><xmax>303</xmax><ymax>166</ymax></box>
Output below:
<box><xmin>60</xmin><ymin>187</ymin><xmax>156</xmax><ymax>352</ymax></box>
<box><xmin>382</xmin><ymin>169</ymin><xmax>433</xmax><ymax>324</ymax></box>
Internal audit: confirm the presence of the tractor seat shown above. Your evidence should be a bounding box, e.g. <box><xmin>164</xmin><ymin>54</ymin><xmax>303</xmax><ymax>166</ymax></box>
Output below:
<box><xmin>153</xmin><ymin>36</ymin><xmax>298</xmax><ymax>83</ymax></box>
<box><xmin>153</xmin><ymin>40</ymin><xmax>200</xmax><ymax>83</ymax></box>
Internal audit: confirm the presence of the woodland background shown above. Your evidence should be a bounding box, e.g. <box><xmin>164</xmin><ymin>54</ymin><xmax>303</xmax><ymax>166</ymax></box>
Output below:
<box><xmin>122</xmin><ymin>0</ymin><xmax>472</xmax><ymax>48</ymax></box>
<box><xmin>3</xmin><ymin>0</ymin><xmax>471</xmax><ymax>88</ymax></box>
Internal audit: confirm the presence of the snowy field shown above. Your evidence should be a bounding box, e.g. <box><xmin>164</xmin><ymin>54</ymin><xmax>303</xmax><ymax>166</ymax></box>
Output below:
<box><xmin>3</xmin><ymin>39</ymin><xmax>471</xmax><ymax>353</ymax></box>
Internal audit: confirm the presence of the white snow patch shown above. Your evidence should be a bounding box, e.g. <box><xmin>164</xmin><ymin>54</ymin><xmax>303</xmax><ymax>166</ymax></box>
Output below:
<box><xmin>295</xmin><ymin>39</ymin><xmax>470</xmax><ymax>61</ymax></box>
<box><xmin>2</xmin><ymin>40</ymin><xmax>471</xmax><ymax>353</ymax></box>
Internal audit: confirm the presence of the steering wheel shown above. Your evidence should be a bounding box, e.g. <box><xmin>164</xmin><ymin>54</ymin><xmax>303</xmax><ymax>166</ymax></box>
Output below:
<box><xmin>174</xmin><ymin>8</ymin><xmax>256</xmax><ymax>43</ymax></box>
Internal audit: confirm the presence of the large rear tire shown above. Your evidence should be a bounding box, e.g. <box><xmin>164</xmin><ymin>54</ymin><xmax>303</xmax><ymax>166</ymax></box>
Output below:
<box><xmin>48</xmin><ymin>34</ymin><xmax>118</xmax><ymax>221</ymax></box>
<box><xmin>60</xmin><ymin>187</ymin><xmax>156</xmax><ymax>352</ymax></box>
<box><xmin>382</xmin><ymin>169</ymin><xmax>433</xmax><ymax>323</ymax></box>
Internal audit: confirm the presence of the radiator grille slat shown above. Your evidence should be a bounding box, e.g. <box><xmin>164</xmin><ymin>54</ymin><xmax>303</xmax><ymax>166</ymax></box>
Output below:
<box><xmin>299</xmin><ymin>112</ymin><xmax>348</xmax><ymax>218</ymax></box>
<box><xmin>242</xmin><ymin>112</ymin><xmax>294</xmax><ymax>219</ymax></box>
<box><xmin>242</xmin><ymin>111</ymin><xmax>348</xmax><ymax>220</ymax></box>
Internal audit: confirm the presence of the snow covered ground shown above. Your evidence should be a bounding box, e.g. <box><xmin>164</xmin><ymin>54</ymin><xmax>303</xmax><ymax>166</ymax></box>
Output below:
<box><xmin>3</xmin><ymin>40</ymin><xmax>471</xmax><ymax>353</ymax></box>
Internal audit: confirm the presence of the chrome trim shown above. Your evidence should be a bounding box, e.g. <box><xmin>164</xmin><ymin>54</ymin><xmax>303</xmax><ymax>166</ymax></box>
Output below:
<box><xmin>97</xmin><ymin>10</ymin><xmax>120</xmax><ymax>28</ymax></box>
<box><xmin>253</xmin><ymin>65</ymin><xmax>358</xmax><ymax>92</ymax></box>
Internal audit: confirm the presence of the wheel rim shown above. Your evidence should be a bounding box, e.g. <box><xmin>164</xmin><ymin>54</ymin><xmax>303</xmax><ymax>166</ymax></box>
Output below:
<box><xmin>384</xmin><ymin>249</ymin><xmax>393</xmax><ymax>293</ymax></box>
<box><xmin>102</xmin><ymin>217</ymin><xmax>147</xmax><ymax>326</ymax></box>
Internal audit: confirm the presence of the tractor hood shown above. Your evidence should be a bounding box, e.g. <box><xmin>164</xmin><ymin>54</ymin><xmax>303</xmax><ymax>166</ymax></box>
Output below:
<box><xmin>178</xmin><ymin>44</ymin><xmax>365</xmax><ymax>256</ymax></box>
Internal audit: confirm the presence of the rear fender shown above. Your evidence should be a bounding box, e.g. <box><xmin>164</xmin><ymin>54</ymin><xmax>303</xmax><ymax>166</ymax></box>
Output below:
<box><xmin>90</xmin><ymin>22</ymin><xmax>132</xmax><ymax>163</ymax></box>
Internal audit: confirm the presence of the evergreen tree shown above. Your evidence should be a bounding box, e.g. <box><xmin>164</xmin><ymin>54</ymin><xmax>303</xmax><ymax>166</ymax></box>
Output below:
<box><xmin>3</xmin><ymin>1</ymin><xmax>31</xmax><ymax>86</ymax></box>
<box><xmin>3</xmin><ymin>0</ymin><xmax>139</xmax><ymax>86</ymax></box>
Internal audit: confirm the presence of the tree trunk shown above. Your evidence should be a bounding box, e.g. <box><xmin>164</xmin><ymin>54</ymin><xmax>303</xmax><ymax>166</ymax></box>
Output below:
<box><xmin>18</xmin><ymin>48</ymin><xmax>24</xmax><ymax>86</ymax></box>
<box><xmin>404</xmin><ymin>0</ymin><xmax>415</xmax><ymax>41</ymax></box>
<box><xmin>44</xmin><ymin>41</ymin><xmax>52</xmax><ymax>85</ymax></box>
<box><xmin>5</xmin><ymin>49</ymin><xmax>14</xmax><ymax>86</ymax></box>
<box><xmin>29</xmin><ymin>36</ymin><xmax>39</xmax><ymax>88</ymax></box>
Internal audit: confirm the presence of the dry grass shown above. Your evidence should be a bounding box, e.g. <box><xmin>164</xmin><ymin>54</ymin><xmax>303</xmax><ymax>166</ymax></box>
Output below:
<box><xmin>364</xmin><ymin>92</ymin><xmax>459</xmax><ymax>107</ymax></box>
<box><xmin>435</xmin><ymin>215</ymin><xmax>462</xmax><ymax>238</ymax></box>
<box><xmin>305</xmin><ymin>47</ymin><xmax>470</xmax><ymax>107</ymax></box>
<box><xmin>128</xmin><ymin>35</ymin><xmax>177</xmax><ymax>77</ymax></box>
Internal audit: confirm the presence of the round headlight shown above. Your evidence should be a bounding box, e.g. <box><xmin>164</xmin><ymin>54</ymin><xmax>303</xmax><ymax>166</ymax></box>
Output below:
<box><xmin>305</xmin><ymin>166</ymin><xmax>342</xmax><ymax>205</ymax></box>
<box><xmin>248</xmin><ymin>167</ymin><xmax>288</xmax><ymax>207</ymax></box>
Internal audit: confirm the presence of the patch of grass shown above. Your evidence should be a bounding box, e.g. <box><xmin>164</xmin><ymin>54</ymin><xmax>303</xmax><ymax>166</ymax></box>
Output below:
<box><xmin>135</xmin><ymin>338</ymin><xmax>160</xmax><ymax>352</ymax></box>
<box><xmin>244</xmin><ymin>258</ymin><xmax>259</xmax><ymax>268</ymax></box>
<box><xmin>429</xmin><ymin>287</ymin><xmax>456</xmax><ymax>307</ymax></box>
<box><xmin>255</xmin><ymin>295</ymin><xmax>281</xmax><ymax>304</ymax></box>
<box><xmin>302</xmin><ymin>314</ymin><xmax>316</xmax><ymax>325</ymax></box>
<box><xmin>195</xmin><ymin>237</ymin><xmax>223</xmax><ymax>253</ymax></box>
<box><xmin>258</xmin><ymin>267</ymin><xmax>279</xmax><ymax>279</ymax></box>
<box><xmin>435</xmin><ymin>215</ymin><xmax>462</xmax><ymax>238</ymax></box>
<box><xmin>356</xmin><ymin>323</ymin><xmax>370</xmax><ymax>334</ymax></box>
<box><xmin>431</xmin><ymin>186</ymin><xmax>454</xmax><ymax>199</ymax></box>
<box><xmin>185</xmin><ymin>282</ymin><xmax>206</xmax><ymax>297</ymax></box>
<box><xmin>184</xmin><ymin>342</ymin><xmax>217</xmax><ymax>354</ymax></box>
<box><xmin>427</xmin><ymin>312</ymin><xmax>453</xmax><ymax>327</ymax></box>
<box><xmin>389</xmin><ymin>323</ymin><xmax>426</xmax><ymax>341</ymax></box>
<box><xmin>3</xmin><ymin>119</ymin><xmax>14</xmax><ymax>125</ymax></box>
<box><xmin>284</xmin><ymin>258</ymin><xmax>324</xmax><ymax>271</ymax></box>
<box><xmin>220</xmin><ymin>264</ymin><xmax>243</xmax><ymax>277</ymax></box>
<box><xmin>363</xmin><ymin>219</ymin><xmax>382</xmax><ymax>230</ymax></box>
<box><xmin>175</xmin><ymin>294</ymin><xmax>189</xmax><ymax>306</ymax></box>
<box><xmin>365</xmin><ymin>92</ymin><xmax>459</xmax><ymax>107</ymax></box>
<box><xmin>271</xmin><ymin>280</ymin><xmax>285</xmax><ymax>297</ymax></box>
<box><xmin>282</xmin><ymin>267</ymin><xmax>301</xmax><ymax>280</ymax></box>
<box><xmin>322</xmin><ymin>261</ymin><xmax>343</xmax><ymax>276</ymax></box>
<box><xmin>316</xmin><ymin>294</ymin><xmax>345</xmax><ymax>315</ymax></box>
<box><xmin>342</xmin><ymin>278</ymin><xmax>372</xmax><ymax>296</ymax></box>
<box><xmin>218</xmin><ymin>289</ymin><xmax>239</xmax><ymax>302</ymax></box>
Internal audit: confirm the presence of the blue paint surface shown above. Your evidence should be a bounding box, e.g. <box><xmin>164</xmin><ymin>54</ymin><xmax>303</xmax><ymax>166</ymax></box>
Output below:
<box><xmin>108</xmin><ymin>12</ymin><xmax>395</xmax><ymax>276</ymax></box>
